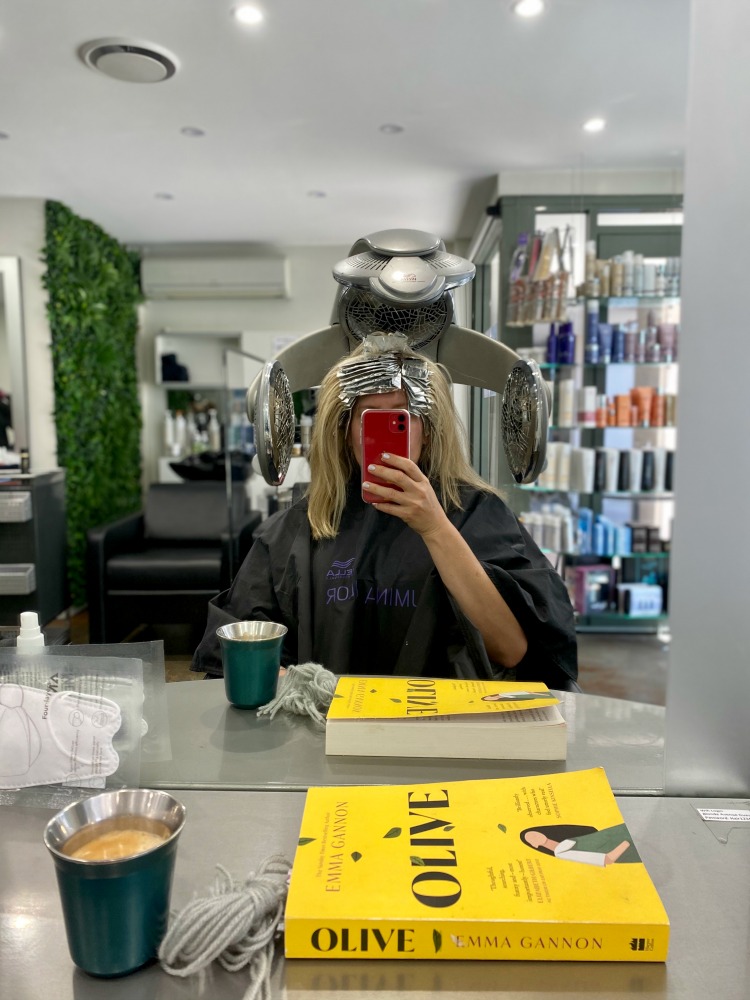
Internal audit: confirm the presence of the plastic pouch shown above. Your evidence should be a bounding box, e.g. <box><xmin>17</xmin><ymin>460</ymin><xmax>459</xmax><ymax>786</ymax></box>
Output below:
<box><xmin>0</xmin><ymin>651</ymin><xmax>143</xmax><ymax>809</ymax></box>
<box><xmin>42</xmin><ymin>640</ymin><xmax>172</xmax><ymax>766</ymax></box>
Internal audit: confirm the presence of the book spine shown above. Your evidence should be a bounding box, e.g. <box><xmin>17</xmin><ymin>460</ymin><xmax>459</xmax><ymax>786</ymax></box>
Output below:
<box><xmin>284</xmin><ymin>918</ymin><xmax>668</xmax><ymax>961</ymax></box>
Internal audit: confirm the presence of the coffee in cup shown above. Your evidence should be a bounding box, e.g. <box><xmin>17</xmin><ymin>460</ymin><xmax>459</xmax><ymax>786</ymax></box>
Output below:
<box><xmin>45</xmin><ymin>788</ymin><xmax>186</xmax><ymax>977</ymax></box>
<box><xmin>62</xmin><ymin>816</ymin><xmax>171</xmax><ymax>862</ymax></box>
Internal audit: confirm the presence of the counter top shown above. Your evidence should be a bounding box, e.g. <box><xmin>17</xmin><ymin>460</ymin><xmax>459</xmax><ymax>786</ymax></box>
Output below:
<box><xmin>140</xmin><ymin>679</ymin><xmax>665</xmax><ymax>795</ymax></box>
<box><xmin>3</xmin><ymin>789</ymin><xmax>748</xmax><ymax>999</ymax></box>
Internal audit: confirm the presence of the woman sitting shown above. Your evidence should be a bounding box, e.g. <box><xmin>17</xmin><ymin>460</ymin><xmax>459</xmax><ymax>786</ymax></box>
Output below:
<box><xmin>192</xmin><ymin>335</ymin><xmax>577</xmax><ymax>688</ymax></box>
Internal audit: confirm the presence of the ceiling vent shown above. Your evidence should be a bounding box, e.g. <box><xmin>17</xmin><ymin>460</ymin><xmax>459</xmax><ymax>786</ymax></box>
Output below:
<box><xmin>79</xmin><ymin>38</ymin><xmax>179</xmax><ymax>83</ymax></box>
<box><xmin>140</xmin><ymin>256</ymin><xmax>291</xmax><ymax>300</ymax></box>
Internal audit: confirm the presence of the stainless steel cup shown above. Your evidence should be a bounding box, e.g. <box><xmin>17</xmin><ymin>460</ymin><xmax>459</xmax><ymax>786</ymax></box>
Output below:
<box><xmin>217</xmin><ymin>620</ymin><xmax>287</xmax><ymax>709</ymax></box>
<box><xmin>44</xmin><ymin>788</ymin><xmax>186</xmax><ymax>977</ymax></box>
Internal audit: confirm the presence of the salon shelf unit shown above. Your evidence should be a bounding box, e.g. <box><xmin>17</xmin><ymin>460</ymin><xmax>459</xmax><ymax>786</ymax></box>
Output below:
<box><xmin>0</xmin><ymin>470</ymin><xmax>68</xmax><ymax>626</ymax></box>
<box><xmin>480</xmin><ymin>191</ymin><xmax>683</xmax><ymax>636</ymax></box>
<box><xmin>154</xmin><ymin>330</ymin><xmax>247</xmax><ymax>389</ymax></box>
<box><xmin>532</xmin><ymin>298</ymin><xmax>678</xmax><ymax>635</ymax></box>
<box><xmin>556</xmin><ymin>297</ymin><xmax>679</xmax><ymax>634</ymax></box>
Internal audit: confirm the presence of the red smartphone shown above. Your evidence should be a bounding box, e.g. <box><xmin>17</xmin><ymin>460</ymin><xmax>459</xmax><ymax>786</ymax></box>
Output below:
<box><xmin>361</xmin><ymin>408</ymin><xmax>411</xmax><ymax>504</ymax></box>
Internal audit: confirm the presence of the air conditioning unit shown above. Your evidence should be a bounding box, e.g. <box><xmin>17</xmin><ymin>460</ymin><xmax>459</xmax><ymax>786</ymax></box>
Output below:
<box><xmin>141</xmin><ymin>256</ymin><xmax>290</xmax><ymax>299</ymax></box>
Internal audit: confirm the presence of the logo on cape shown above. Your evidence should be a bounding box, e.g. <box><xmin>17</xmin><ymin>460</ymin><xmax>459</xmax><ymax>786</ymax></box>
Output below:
<box><xmin>327</xmin><ymin>557</ymin><xmax>355</xmax><ymax>579</ymax></box>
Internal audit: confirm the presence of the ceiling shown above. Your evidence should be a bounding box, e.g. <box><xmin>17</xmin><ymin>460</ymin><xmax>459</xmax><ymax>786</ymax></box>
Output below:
<box><xmin>0</xmin><ymin>0</ymin><xmax>690</xmax><ymax>250</ymax></box>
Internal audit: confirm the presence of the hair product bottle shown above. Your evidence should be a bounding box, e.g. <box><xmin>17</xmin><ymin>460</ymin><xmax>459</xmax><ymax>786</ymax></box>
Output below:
<box><xmin>207</xmin><ymin>409</ymin><xmax>221</xmax><ymax>451</ymax></box>
<box><xmin>16</xmin><ymin>611</ymin><xmax>45</xmax><ymax>651</ymax></box>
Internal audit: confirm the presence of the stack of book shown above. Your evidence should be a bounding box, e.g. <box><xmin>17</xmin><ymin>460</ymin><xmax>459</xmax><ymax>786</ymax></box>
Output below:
<box><xmin>325</xmin><ymin>676</ymin><xmax>567</xmax><ymax>761</ymax></box>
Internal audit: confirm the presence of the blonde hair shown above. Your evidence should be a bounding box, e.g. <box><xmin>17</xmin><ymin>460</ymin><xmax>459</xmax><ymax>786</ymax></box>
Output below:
<box><xmin>306</xmin><ymin>344</ymin><xmax>500</xmax><ymax>539</ymax></box>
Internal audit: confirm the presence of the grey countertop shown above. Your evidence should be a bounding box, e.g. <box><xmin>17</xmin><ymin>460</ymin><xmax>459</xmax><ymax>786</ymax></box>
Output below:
<box><xmin>141</xmin><ymin>679</ymin><xmax>666</xmax><ymax>795</ymax></box>
<box><xmin>3</xmin><ymin>789</ymin><xmax>748</xmax><ymax>999</ymax></box>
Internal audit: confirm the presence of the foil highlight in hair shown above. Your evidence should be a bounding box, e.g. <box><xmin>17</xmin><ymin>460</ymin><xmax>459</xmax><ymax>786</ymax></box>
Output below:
<box><xmin>337</xmin><ymin>334</ymin><xmax>433</xmax><ymax>415</ymax></box>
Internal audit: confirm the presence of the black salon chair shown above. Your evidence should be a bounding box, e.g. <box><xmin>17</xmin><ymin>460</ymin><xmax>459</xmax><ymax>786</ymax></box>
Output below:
<box><xmin>86</xmin><ymin>482</ymin><xmax>262</xmax><ymax>643</ymax></box>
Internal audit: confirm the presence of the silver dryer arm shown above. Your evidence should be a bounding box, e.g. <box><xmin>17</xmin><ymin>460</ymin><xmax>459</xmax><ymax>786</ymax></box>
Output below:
<box><xmin>435</xmin><ymin>326</ymin><xmax>520</xmax><ymax>393</ymax></box>
<box><xmin>246</xmin><ymin>325</ymin><xmax>351</xmax><ymax>420</ymax></box>
<box><xmin>246</xmin><ymin>324</ymin><xmax>522</xmax><ymax>419</ymax></box>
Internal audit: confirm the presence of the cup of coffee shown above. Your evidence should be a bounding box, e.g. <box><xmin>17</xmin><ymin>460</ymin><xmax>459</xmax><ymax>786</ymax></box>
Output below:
<box><xmin>44</xmin><ymin>788</ymin><xmax>186</xmax><ymax>977</ymax></box>
<box><xmin>216</xmin><ymin>620</ymin><xmax>288</xmax><ymax>709</ymax></box>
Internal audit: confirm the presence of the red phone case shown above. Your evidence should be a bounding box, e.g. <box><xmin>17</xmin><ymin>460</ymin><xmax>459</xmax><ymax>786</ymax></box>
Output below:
<box><xmin>361</xmin><ymin>408</ymin><xmax>410</xmax><ymax>503</ymax></box>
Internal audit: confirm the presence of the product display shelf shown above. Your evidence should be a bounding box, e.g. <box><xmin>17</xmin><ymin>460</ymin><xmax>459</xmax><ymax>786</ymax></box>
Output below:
<box><xmin>540</xmin><ymin>360</ymin><xmax>678</xmax><ymax>371</ymax></box>
<box><xmin>541</xmin><ymin>548</ymin><xmax>669</xmax><ymax>560</ymax></box>
<box><xmin>506</xmin><ymin>296</ymin><xmax>681</xmax><ymax>329</ymax></box>
<box><xmin>518</xmin><ymin>486</ymin><xmax>674</xmax><ymax>500</ymax></box>
<box><xmin>589</xmin><ymin>294</ymin><xmax>681</xmax><ymax>305</ymax></box>
<box><xmin>575</xmin><ymin>611</ymin><xmax>670</xmax><ymax>634</ymax></box>
<box><xmin>549</xmin><ymin>423</ymin><xmax>677</xmax><ymax>431</ymax></box>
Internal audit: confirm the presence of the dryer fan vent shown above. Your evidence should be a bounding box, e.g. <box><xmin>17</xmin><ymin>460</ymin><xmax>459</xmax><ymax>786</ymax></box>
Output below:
<box><xmin>338</xmin><ymin>287</ymin><xmax>453</xmax><ymax>350</ymax></box>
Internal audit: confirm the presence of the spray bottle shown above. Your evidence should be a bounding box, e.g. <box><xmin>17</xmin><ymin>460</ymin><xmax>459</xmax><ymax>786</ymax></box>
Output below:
<box><xmin>16</xmin><ymin>611</ymin><xmax>45</xmax><ymax>652</ymax></box>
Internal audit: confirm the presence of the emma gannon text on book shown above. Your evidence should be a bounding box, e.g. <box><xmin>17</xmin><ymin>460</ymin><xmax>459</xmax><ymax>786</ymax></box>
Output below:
<box><xmin>324</xmin><ymin>802</ymin><xmax>349</xmax><ymax>892</ymax></box>
<box><xmin>309</xmin><ymin>928</ymin><xmax>606</xmax><ymax>955</ymax></box>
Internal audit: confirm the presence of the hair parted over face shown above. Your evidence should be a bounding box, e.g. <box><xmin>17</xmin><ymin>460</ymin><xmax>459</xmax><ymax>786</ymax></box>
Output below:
<box><xmin>305</xmin><ymin>340</ymin><xmax>499</xmax><ymax>540</ymax></box>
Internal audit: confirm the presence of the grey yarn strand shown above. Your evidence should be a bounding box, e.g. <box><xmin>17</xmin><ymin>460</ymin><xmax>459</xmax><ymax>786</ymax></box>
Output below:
<box><xmin>256</xmin><ymin>661</ymin><xmax>337</xmax><ymax>726</ymax></box>
<box><xmin>159</xmin><ymin>854</ymin><xmax>291</xmax><ymax>1000</ymax></box>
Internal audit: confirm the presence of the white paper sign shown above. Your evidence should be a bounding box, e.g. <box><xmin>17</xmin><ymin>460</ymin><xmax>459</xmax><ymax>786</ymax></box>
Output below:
<box><xmin>697</xmin><ymin>808</ymin><xmax>750</xmax><ymax>823</ymax></box>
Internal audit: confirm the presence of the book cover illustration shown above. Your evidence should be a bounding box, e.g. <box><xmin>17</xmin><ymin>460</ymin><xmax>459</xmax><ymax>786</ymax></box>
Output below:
<box><xmin>326</xmin><ymin>676</ymin><xmax>560</xmax><ymax>722</ymax></box>
<box><xmin>284</xmin><ymin>767</ymin><xmax>669</xmax><ymax>962</ymax></box>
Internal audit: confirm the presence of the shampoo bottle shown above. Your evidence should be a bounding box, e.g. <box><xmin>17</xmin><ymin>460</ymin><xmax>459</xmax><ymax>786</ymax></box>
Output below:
<box><xmin>557</xmin><ymin>321</ymin><xmax>576</xmax><ymax>365</ymax></box>
<box><xmin>163</xmin><ymin>410</ymin><xmax>175</xmax><ymax>455</ymax></box>
<box><xmin>207</xmin><ymin>409</ymin><xmax>222</xmax><ymax>451</ymax></box>
<box><xmin>173</xmin><ymin>411</ymin><xmax>187</xmax><ymax>457</ymax></box>
<box><xmin>546</xmin><ymin>323</ymin><xmax>559</xmax><ymax>364</ymax></box>
<box><xmin>300</xmin><ymin>414</ymin><xmax>313</xmax><ymax>456</ymax></box>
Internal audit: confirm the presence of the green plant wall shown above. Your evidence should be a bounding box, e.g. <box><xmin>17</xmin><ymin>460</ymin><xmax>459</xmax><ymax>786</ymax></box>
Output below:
<box><xmin>43</xmin><ymin>201</ymin><xmax>143</xmax><ymax>607</ymax></box>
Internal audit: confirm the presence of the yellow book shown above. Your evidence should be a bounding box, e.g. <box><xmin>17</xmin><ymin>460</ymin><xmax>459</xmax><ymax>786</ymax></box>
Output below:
<box><xmin>285</xmin><ymin>768</ymin><xmax>669</xmax><ymax>962</ymax></box>
<box><xmin>325</xmin><ymin>676</ymin><xmax>567</xmax><ymax>760</ymax></box>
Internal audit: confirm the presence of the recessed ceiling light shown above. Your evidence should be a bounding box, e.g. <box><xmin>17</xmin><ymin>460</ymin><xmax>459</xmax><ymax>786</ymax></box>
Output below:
<box><xmin>307</xmin><ymin>190</ymin><xmax>327</xmax><ymax>199</ymax></box>
<box><xmin>180</xmin><ymin>126</ymin><xmax>205</xmax><ymax>137</ymax></box>
<box><xmin>511</xmin><ymin>0</ymin><xmax>545</xmax><ymax>18</ymax></box>
<box><xmin>379</xmin><ymin>123</ymin><xmax>404</xmax><ymax>134</ymax></box>
<box><xmin>233</xmin><ymin>4</ymin><xmax>264</xmax><ymax>25</ymax></box>
<box><xmin>535</xmin><ymin>205</ymin><xmax>547</xmax><ymax>212</ymax></box>
<box><xmin>583</xmin><ymin>117</ymin><xmax>606</xmax><ymax>133</ymax></box>
<box><xmin>155</xmin><ymin>192</ymin><xmax>174</xmax><ymax>200</ymax></box>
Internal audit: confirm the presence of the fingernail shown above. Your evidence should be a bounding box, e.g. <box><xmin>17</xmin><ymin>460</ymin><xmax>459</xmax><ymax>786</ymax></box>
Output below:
<box><xmin>367</xmin><ymin>464</ymin><xmax>376</xmax><ymax>472</ymax></box>
<box><xmin>381</xmin><ymin>453</ymin><xmax>390</xmax><ymax>459</ymax></box>
<box><xmin>362</xmin><ymin>482</ymin><xmax>371</xmax><ymax>489</ymax></box>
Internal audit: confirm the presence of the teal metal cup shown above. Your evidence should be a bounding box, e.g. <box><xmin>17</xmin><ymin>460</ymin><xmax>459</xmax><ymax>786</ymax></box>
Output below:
<box><xmin>217</xmin><ymin>620</ymin><xmax>288</xmax><ymax>708</ymax></box>
<box><xmin>44</xmin><ymin>788</ymin><xmax>186</xmax><ymax>977</ymax></box>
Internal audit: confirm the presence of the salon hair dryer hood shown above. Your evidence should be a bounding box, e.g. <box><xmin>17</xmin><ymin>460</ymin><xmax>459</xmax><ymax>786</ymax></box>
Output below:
<box><xmin>248</xmin><ymin>228</ymin><xmax>549</xmax><ymax>488</ymax></box>
<box><xmin>333</xmin><ymin>228</ymin><xmax>475</xmax><ymax>307</ymax></box>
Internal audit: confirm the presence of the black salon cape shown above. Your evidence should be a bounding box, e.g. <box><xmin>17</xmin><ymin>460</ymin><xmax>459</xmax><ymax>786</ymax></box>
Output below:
<box><xmin>192</xmin><ymin>485</ymin><xmax>578</xmax><ymax>688</ymax></box>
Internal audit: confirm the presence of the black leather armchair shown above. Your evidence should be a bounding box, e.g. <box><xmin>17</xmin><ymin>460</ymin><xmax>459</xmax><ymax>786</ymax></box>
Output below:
<box><xmin>86</xmin><ymin>482</ymin><xmax>262</xmax><ymax>643</ymax></box>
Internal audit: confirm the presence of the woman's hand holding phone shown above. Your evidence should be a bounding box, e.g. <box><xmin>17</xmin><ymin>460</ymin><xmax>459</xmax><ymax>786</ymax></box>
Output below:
<box><xmin>360</xmin><ymin>408</ymin><xmax>447</xmax><ymax>537</ymax></box>
<box><xmin>360</xmin><ymin>408</ymin><xmax>411</xmax><ymax>504</ymax></box>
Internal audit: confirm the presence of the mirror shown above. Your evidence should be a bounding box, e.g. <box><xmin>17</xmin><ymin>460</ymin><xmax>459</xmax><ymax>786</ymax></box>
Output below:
<box><xmin>0</xmin><ymin>257</ymin><xmax>29</xmax><ymax>454</ymax></box>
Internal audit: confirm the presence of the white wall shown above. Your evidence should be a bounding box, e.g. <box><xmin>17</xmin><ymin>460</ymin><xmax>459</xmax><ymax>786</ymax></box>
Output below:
<box><xmin>138</xmin><ymin>244</ymin><xmax>350</xmax><ymax>485</ymax></box>
<box><xmin>664</xmin><ymin>0</ymin><xmax>750</xmax><ymax>794</ymax></box>
<box><xmin>0</xmin><ymin>198</ymin><xmax>57</xmax><ymax>470</ymax></box>
<box><xmin>495</xmin><ymin>168</ymin><xmax>684</xmax><ymax>199</ymax></box>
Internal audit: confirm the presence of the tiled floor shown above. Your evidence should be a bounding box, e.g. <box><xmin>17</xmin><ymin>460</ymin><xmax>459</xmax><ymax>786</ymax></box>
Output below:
<box><xmin>51</xmin><ymin>611</ymin><xmax>669</xmax><ymax>706</ymax></box>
